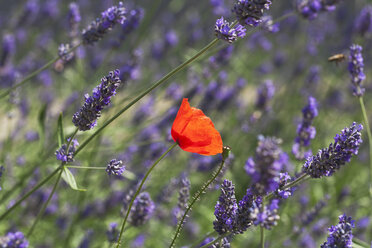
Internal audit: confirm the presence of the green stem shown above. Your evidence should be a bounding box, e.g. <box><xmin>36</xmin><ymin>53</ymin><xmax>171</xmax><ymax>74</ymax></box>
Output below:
<box><xmin>0</xmin><ymin>166</ymin><xmax>61</xmax><ymax>221</ymax></box>
<box><xmin>169</xmin><ymin>149</ymin><xmax>228</xmax><ymax>248</ymax></box>
<box><xmin>115</xmin><ymin>143</ymin><xmax>178</xmax><ymax>248</ymax></box>
<box><xmin>0</xmin><ymin>43</ymin><xmax>81</xmax><ymax>99</ymax></box>
<box><xmin>66</xmin><ymin>166</ymin><xmax>106</xmax><ymax>170</ymax></box>
<box><xmin>75</xmin><ymin>38</ymin><xmax>220</xmax><ymax>156</ymax></box>
<box><xmin>358</xmin><ymin>96</ymin><xmax>372</xmax><ymax>197</ymax></box>
<box><xmin>352</xmin><ymin>237</ymin><xmax>370</xmax><ymax>248</ymax></box>
<box><xmin>26</xmin><ymin>167</ymin><xmax>63</xmax><ymax>237</ymax></box>
<box><xmin>260</xmin><ymin>225</ymin><xmax>265</xmax><ymax>248</ymax></box>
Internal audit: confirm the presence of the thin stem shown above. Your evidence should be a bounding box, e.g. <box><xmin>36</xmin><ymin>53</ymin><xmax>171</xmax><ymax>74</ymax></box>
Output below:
<box><xmin>169</xmin><ymin>156</ymin><xmax>227</xmax><ymax>248</ymax></box>
<box><xmin>358</xmin><ymin>96</ymin><xmax>372</xmax><ymax>197</ymax></box>
<box><xmin>75</xmin><ymin>38</ymin><xmax>220</xmax><ymax>156</ymax></box>
<box><xmin>66</xmin><ymin>166</ymin><xmax>106</xmax><ymax>170</ymax></box>
<box><xmin>115</xmin><ymin>143</ymin><xmax>178</xmax><ymax>248</ymax></box>
<box><xmin>0</xmin><ymin>166</ymin><xmax>61</xmax><ymax>221</ymax></box>
<box><xmin>0</xmin><ymin>43</ymin><xmax>81</xmax><ymax>99</ymax></box>
<box><xmin>26</xmin><ymin>167</ymin><xmax>63</xmax><ymax>237</ymax></box>
<box><xmin>352</xmin><ymin>237</ymin><xmax>370</xmax><ymax>248</ymax></box>
<box><xmin>198</xmin><ymin>233</ymin><xmax>230</xmax><ymax>248</ymax></box>
<box><xmin>260</xmin><ymin>225</ymin><xmax>265</xmax><ymax>248</ymax></box>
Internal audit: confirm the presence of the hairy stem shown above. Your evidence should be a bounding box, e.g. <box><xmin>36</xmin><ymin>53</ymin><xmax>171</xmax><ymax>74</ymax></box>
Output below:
<box><xmin>115</xmin><ymin>143</ymin><xmax>178</xmax><ymax>248</ymax></box>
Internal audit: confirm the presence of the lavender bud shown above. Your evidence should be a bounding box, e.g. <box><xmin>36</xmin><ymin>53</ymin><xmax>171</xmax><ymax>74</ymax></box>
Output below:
<box><xmin>215</xmin><ymin>17</ymin><xmax>246</xmax><ymax>43</ymax></box>
<box><xmin>302</xmin><ymin>122</ymin><xmax>363</xmax><ymax>178</ymax></box>
<box><xmin>106</xmin><ymin>222</ymin><xmax>119</xmax><ymax>243</ymax></box>
<box><xmin>177</xmin><ymin>176</ymin><xmax>191</xmax><ymax>216</ymax></box>
<box><xmin>129</xmin><ymin>192</ymin><xmax>155</xmax><ymax>226</ymax></box>
<box><xmin>55</xmin><ymin>139</ymin><xmax>79</xmax><ymax>163</ymax></box>
<box><xmin>232</xmin><ymin>0</ymin><xmax>272</xmax><ymax>27</ymax></box>
<box><xmin>58</xmin><ymin>43</ymin><xmax>74</xmax><ymax>63</ymax></box>
<box><xmin>348</xmin><ymin>44</ymin><xmax>365</xmax><ymax>97</ymax></box>
<box><xmin>82</xmin><ymin>2</ymin><xmax>126</xmax><ymax>45</ymax></box>
<box><xmin>0</xmin><ymin>231</ymin><xmax>29</xmax><ymax>248</ymax></box>
<box><xmin>321</xmin><ymin>214</ymin><xmax>355</xmax><ymax>248</ymax></box>
<box><xmin>106</xmin><ymin>159</ymin><xmax>125</xmax><ymax>176</ymax></box>
<box><xmin>0</xmin><ymin>34</ymin><xmax>16</xmax><ymax>66</ymax></box>
<box><xmin>354</xmin><ymin>5</ymin><xmax>372</xmax><ymax>36</ymax></box>
<box><xmin>72</xmin><ymin>69</ymin><xmax>122</xmax><ymax>131</ymax></box>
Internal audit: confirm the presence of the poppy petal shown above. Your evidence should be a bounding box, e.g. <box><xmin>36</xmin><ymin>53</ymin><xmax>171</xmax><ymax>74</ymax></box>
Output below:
<box><xmin>171</xmin><ymin>98</ymin><xmax>223</xmax><ymax>156</ymax></box>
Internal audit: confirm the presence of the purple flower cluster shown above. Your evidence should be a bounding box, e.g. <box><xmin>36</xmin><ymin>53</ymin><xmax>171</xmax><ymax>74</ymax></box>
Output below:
<box><xmin>255</xmin><ymin>79</ymin><xmax>275</xmax><ymax>111</ymax></box>
<box><xmin>298</xmin><ymin>0</ymin><xmax>341</xmax><ymax>20</ymax></box>
<box><xmin>129</xmin><ymin>192</ymin><xmax>155</xmax><ymax>226</ymax></box>
<box><xmin>354</xmin><ymin>5</ymin><xmax>372</xmax><ymax>36</ymax></box>
<box><xmin>302</xmin><ymin>122</ymin><xmax>363</xmax><ymax>178</ymax></box>
<box><xmin>55</xmin><ymin>139</ymin><xmax>79</xmax><ymax>163</ymax></box>
<box><xmin>72</xmin><ymin>69</ymin><xmax>122</xmax><ymax>131</ymax></box>
<box><xmin>260</xmin><ymin>15</ymin><xmax>279</xmax><ymax>33</ymax></box>
<box><xmin>68</xmin><ymin>2</ymin><xmax>81</xmax><ymax>37</ymax></box>
<box><xmin>0</xmin><ymin>231</ymin><xmax>29</xmax><ymax>248</ymax></box>
<box><xmin>232</xmin><ymin>0</ymin><xmax>272</xmax><ymax>27</ymax></box>
<box><xmin>348</xmin><ymin>44</ymin><xmax>365</xmax><ymax>97</ymax></box>
<box><xmin>58</xmin><ymin>43</ymin><xmax>74</xmax><ymax>63</ymax></box>
<box><xmin>106</xmin><ymin>222</ymin><xmax>119</xmax><ymax>243</ymax></box>
<box><xmin>215</xmin><ymin>17</ymin><xmax>246</xmax><ymax>43</ymax></box>
<box><xmin>213</xmin><ymin>180</ymin><xmax>238</xmax><ymax>234</ymax></box>
<box><xmin>292</xmin><ymin>96</ymin><xmax>318</xmax><ymax>160</ymax></box>
<box><xmin>275</xmin><ymin>172</ymin><xmax>293</xmax><ymax>199</ymax></box>
<box><xmin>120</xmin><ymin>8</ymin><xmax>144</xmax><ymax>40</ymax></box>
<box><xmin>82</xmin><ymin>2</ymin><xmax>126</xmax><ymax>45</ymax></box>
<box><xmin>177</xmin><ymin>175</ymin><xmax>191</xmax><ymax>216</ymax></box>
<box><xmin>0</xmin><ymin>34</ymin><xmax>15</xmax><ymax>67</ymax></box>
<box><xmin>321</xmin><ymin>214</ymin><xmax>355</xmax><ymax>248</ymax></box>
<box><xmin>106</xmin><ymin>159</ymin><xmax>125</xmax><ymax>176</ymax></box>
<box><xmin>244</xmin><ymin>136</ymin><xmax>287</xmax><ymax>195</ymax></box>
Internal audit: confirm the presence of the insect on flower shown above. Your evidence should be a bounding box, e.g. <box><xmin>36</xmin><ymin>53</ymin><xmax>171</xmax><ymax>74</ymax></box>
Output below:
<box><xmin>328</xmin><ymin>53</ymin><xmax>346</xmax><ymax>64</ymax></box>
<box><xmin>171</xmin><ymin>98</ymin><xmax>223</xmax><ymax>156</ymax></box>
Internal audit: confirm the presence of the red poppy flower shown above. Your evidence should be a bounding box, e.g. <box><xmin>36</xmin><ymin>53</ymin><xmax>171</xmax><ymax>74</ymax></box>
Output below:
<box><xmin>171</xmin><ymin>98</ymin><xmax>223</xmax><ymax>156</ymax></box>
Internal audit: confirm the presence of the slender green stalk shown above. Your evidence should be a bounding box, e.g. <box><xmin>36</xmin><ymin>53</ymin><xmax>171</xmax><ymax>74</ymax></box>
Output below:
<box><xmin>26</xmin><ymin>167</ymin><xmax>63</xmax><ymax>237</ymax></box>
<box><xmin>352</xmin><ymin>237</ymin><xmax>370</xmax><ymax>248</ymax></box>
<box><xmin>0</xmin><ymin>43</ymin><xmax>81</xmax><ymax>99</ymax></box>
<box><xmin>265</xmin><ymin>173</ymin><xmax>309</xmax><ymax>201</ymax></box>
<box><xmin>358</xmin><ymin>96</ymin><xmax>372</xmax><ymax>197</ymax></box>
<box><xmin>0</xmin><ymin>165</ymin><xmax>61</xmax><ymax>221</ymax></box>
<box><xmin>75</xmin><ymin>38</ymin><xmax>220</xmax><ymax>156</ymax></box>
<box><xmin>66</xmin><ymin>166</ymin><xmax>106</xmax><ymax>170</ymax></box>
<box><xmin>260</xmin><ymin>225</ymin><xmax>265</xmax><ymax>248</ymax></box>
<box><xmin>115</xmin><ymin>143</ymin><xmax>178</xmax><ymax>248</ymax></box>
<box><xmin>169</xmin><ymin>147</ymin><xmax>229</xmax><ymax>248</ymax></box>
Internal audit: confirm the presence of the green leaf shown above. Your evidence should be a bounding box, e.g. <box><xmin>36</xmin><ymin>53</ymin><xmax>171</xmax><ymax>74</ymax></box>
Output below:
<box><xmin>38</xmin><ymin>103</ymin><xmax>48</xmax><ymax>135</ymax></box>
<box><xmin>57</xmin><ymin>113</ymin><xmax>64</xmax><ymax>148</ymax></box>
<box><xmin>61</xmin><ymin>166</ymin><xmax>86</xmax><ymax>191</ymax></box>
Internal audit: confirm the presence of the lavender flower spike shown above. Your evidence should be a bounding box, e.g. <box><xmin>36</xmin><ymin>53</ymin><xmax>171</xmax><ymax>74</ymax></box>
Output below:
<box><xmin>348</xmin><ymin>44</ymin><xmax>366</xmax><ymax>97</ymax></box>
<box><xmin>82</xmin><ymin>2</ymin><xmax>126</xmax><ymax>45</ymax></box>
<box><xmin>72</xmin><ymin>69</ymin><xmax>122</xmax><ymax>131</ymax></box>
<box><xmin>129</xmin><ymin>192</ymin><xmax>155</xmax><ymax>226</ymax></box>
<box><xmin>232</xmin><ymin>0</ymin><xmax>272</xmax><ymax>27</ymax></box>
<box><xmin>213</xmin><ymin>179</ymin><xmax>238</xmax><ymax>234</ymax></box>
<box><xmin>215</xmin><ymin>17</ymin><xmax>246</xmax><ymax>43</ymax></box>
<box><xmin>302</xmin><ymin>122</ymin><xmax>363</xmax><ymax>178</ymax></box>
<box><xmin>0</xmin><ymin>231</ymin><xmax>29</xmax><ymax>248</ymax></box>
<box><xmin>106</xmin><ymin>159</ymin><xmax>125</xmax><ymax>176</ymax></box>
<box><xmin>292</xmin><ymin>96</ymin><xmax>318</xmax><ymax>160</ymax></box>
<box><xmin>321</xmin><ymin>214</ymin><xmax>355</xmax><ymax>248</ymax></box>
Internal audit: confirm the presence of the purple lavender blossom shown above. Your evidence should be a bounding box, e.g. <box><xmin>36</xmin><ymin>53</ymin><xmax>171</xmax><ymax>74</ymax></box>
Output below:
<box><xmin>120</xmin><ymin>8</ymin><xmax>144</xmax><ymax>40</ymax></box>
<box><xmin>82</xmin><ymin>2</ymin><xmax>126</xmax><ymax>45</ymax></box>
<box><xmin>244</xmin><ymin>136</ymin><xmax>287</xmax><ymax>195</ymax></box>
<box><xmin>255</xmin><ymin>79</ymin><xmax>275</xmax><ymax>111</ymax></box>
<box><xmin>213</xmin><ymin>179</ymin><xmax>238</xmax><ymax>234</ymax></box>
<box><xmin>55</xmin><ymin>139</ymin><xmax>79</xmax><ymax>163</ymax></box>
<box><xmin>275</xmin><ymin>172</ymin><xmax>293</xmax><ymax>199</ymax></box>
<box><xmin>348</xmin><ymin>44</ymin><xmax>366</xmax><ymax>97</ymax></box>
<box><xmin>72</xmin><ymin>69</ymin><xmax>122</xmax><ymax>131</ymax></box>
<box><xmin>129</xmin><ymin>192</ymin><xmax>155</xmax><ymax>226</ymax></box>
<box><xmin>354</xmin><ymin>5</ymin><xmax>372</xmax><ymax>36</ymax></box>
<box><xmin>232</xmin><ymin>0</ymin><xmax>272</xmax><ymax>27</ymax></box>
<box><xmin>260</xmin><ymin>15</ymin><xmax>279</xmax><ymax>33</ymax></box>
<box><xmin>302</xmin><ymin>122</ymin><xmax>363</xmax><ymax>178</ymax></box>
<box><xmin>215</xmin><ymin>17</ymin><xmax>246</xmax><ymax>43</ymax></box>
<box><xmin>106</xmin><ymin>159</ymin><xmax>125</xmax><ymax>176</ymax></box>
<box><xmin>0</xmin><ymin>231</ymin><xmax>29</xmax><ymax>248</ymax></box>
<box><xmin>106</xmin><ymin>222</ymin><xmax>119</xmax><ymax>243</ymax></box>
<box><xmin>177</xmin><ymin>175</ymin><xmax>191</xmax><ymax>217</ymax></box>
<box><xmin>298</xmin><ymin>0</ymin><xmax>341</xmax><ymax>20</ymax></box>
<box><xmin>292</xmin><ymin>96</ymin><xmax>318</xmax><ymax>160</ymax></box>
<box><xmin>68</xmin><ymin>2</ymin><xmax>81</xmax><ymax>37</ymax></box>
<box><xmin>321</xmin><ymin>214</ymin><xmax>355</xmax><ymax>248</ymax></box>
<box><xmin>0</xmin><ymin>34</ymin><xmax>16</xmax><ymax>66</ymax></box>
<box><xmin>58</xmin><ymin>43</ymin><xmax>74</xmax><ymax>63</ymax></box>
